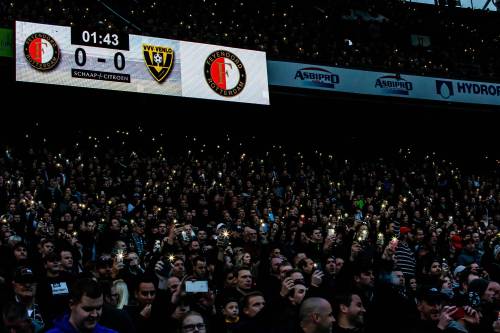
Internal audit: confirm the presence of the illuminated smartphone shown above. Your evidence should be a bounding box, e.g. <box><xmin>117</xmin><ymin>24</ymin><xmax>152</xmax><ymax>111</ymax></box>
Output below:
<box><xmin>185</xmin><ymin>281</ymin><xmax>209</xmax><ymax>293</ymax></box>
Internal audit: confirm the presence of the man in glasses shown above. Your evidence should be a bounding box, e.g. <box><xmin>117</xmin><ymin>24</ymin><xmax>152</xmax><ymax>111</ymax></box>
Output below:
<box><xmin>181</xmin><ymin>311</ymin><xmax>206</xmax><ymax>333</ymax></box>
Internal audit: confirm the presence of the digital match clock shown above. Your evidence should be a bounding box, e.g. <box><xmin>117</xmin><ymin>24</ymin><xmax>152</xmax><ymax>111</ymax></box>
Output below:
<box><xmin>70</xmin><ymin>28</ymin><xmax>129</xmax><ymax>50</ymax></box>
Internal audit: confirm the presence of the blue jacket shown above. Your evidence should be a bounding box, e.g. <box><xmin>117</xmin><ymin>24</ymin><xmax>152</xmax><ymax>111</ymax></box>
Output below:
<box><xmin>46</xmin><ymin>314</ymin><xmax>118</xmax><ymax>333</ymax></box>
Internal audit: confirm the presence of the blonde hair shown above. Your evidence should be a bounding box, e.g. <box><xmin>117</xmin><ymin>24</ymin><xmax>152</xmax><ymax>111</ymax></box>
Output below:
<box><xmin>113</xmin><ymin>279</ymin><xmax>129</xmax><ymax>309</ymax></box>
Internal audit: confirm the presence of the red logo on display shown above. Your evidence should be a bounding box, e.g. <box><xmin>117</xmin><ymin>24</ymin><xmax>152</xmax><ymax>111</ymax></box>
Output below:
<box><xmin>24</xmin><ymin>32</ymin><xmax>60</xmax><ymax>71</ymax></box>
<box><xmin>205</xmin><ymin>50</ymin><xmax>246</xmax><ymax>97</ymax></box>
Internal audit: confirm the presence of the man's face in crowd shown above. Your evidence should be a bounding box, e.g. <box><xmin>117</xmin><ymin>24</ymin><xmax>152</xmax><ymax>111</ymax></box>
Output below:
<box><xmin>107</xmin><ymin>286</ymin><xmax>119</xmax><ymax>307</ymax></box>
<box><xmin>416</xmin><ymin>230</ymin><xmax>425</xmax><ymax>242</ymax></box>
<box><xmin>13</xmin><ymin>281</ymin><xmax>36</xmax><ymax>299</ymax></box>
<box><xmin>483</xmin><ymin>281</ymin><xmax>500</xmax><ymax>303</ymax></box>
<box><xmin>243</xmin><ymin>295</ymin><xmax>265</xmax><ymax>318</ymax></box>
<box><xmin>60</xmin><ymin>251</ymin><xmax>74</xmax><ymax>270</ymax></box>
<box><xmin>225</xmin><ymin>272</ymin><xmax>237</xmax><ymax>288</ymax></box>
<box><xmin>271</xmin><ymin>257</ymin><xmax>283</xmax><ymax>274</ymax></box>
<box><xmin>167</xmin><ymin>276</ymin><xmax>180</xmax><ymax>294</ymax></box>
<box><xmin>417</xmin><ymin>300</ymin><xmax>441</xmax><ymax>321</ymax></box>
<box><xmin>136</xmin><ymin>282</ymin><xmax>156</xmax><ymax>307</ymax></box>
<box><xmin>135</xmin><ymin>222</ymin><xmax>146</xmax><ymax>235</ymax></box>
<box><xmin>190</xmin><ymin>241</ymin><xmax>200</xmax><ymax>252</ymax></box>
<box><xmin>291</xmin><ymin>271</ymin><xmax>305</xmax><ymax>282</ymax></box>
<box><xmin>303</xmin><ymin>258</ymin><xmax>315</xmax><ymax>274</ymax></box>
<box><xmin>289</xmin><ymin>284</ymin><xmax>307</xmax><ymax>305</ymax></box>
<box><xmin>242</xmin><ymin>253</ymin><xmax>252</xmax><ymax>266</ymax></box>
<box><xmin>392</xmin><ymin>271</ymin><xmax>405</xmax><ymax>287</ymax></box>
<box><xmin>194</xmin><ymin>260</ymin><xmax>207</xmax><ymax>278</ymax></box>
<box><xmin>470</xmin><ymin>263</ymin><xmax>480</xmax><ymax>274</ymax></box>
<box><xmin>41</xmin><ymin>242</ymin><xmax>55</xmax><ymax>256</ymax></box>
<box><xmin>279</xmin><ymin>264</ymin><xmax>293</xmax><ymax>281</ymax></box>
<box><xmin>14</xmin><ymin>246</ymin><xmax>28</xmax><ymax>261</ymax></box>
<box><xmin>356</xmin><ymin>270</ymin><xmax>374</xmax><ymax>288</ymax></box>
<box><xmin>430</xmin><ymin>262</ymin><xmax>442</xmax><ymax>276</ymax></box>
<box><xmin>351</xmin><ymin>242</ymin><xmax>362</xmax><ymax>255</ymax></box>
<box><xmin>325</xmin><ymin>258</ymin><xmax>336</xmax><ymax>275</ymax></box>
<box><xmin>237</xmin><ymin>269</ymin><xmax>253</xmax><ymax>290</ymax></box>
<box><xmin>271</xmin><ymin>248</ymin><xmax>281</xmax><ymax>258</ymax></box>
<box><xmin>312</xmin><ymin>229</ymin><xmax>322</xmax><ymax>242</ymax></box>
<box><xmin>247</xmin><ymin>229</ymin><xmax>258</xmax><ymax>242</ymax></box>
<box><xmin>45</xmin><ymin>257</ymin><xmax>61</xmax><ymax>274</ymax></box>
<box><xmin>197</xmin><ymin>230</ymin><xmax>207</xmax><ymax>241</ymax></box>
<box><xmin>430</xmin><ymin>232</ymin><xmax>438</xmax><ymax>245</ymax></box>
<box><xmin>110</xmin><ymin>219</ymin><xmax>121</xmax><ymax>231</ymax></box>
<box><xmin>316</xmin><ymin>300</ymin><xmax>335</xmax><ymax>333</ymax></box>
<box><xmin>182</xmin><ymin>314</ymin><xmax>205</xmax><ymax>333</ymax></box>
<box><xmin>294</xmin><ymin>253</ymin><xmax>307</xmax><ymax>266</ymax></box>
<box><xmin>335</xmin><ymin>258</ymin><xmax>344</xmax><ymax>273</ymax></box>
<box><xmin>158</xmin><ymin>223</ymin><xmax>167</xmax><ymax>235</ymax></box>
<box><xmin>70</xmin><ymin>295</ymin><xmax>103</xmax><ymax>332</ymax></box>
<box><xmin>127</xmin><ymin>252</ymin><xmax>140</xmax><ymax>268</ymax></box>
<box><xmin>472</xmin><ymin>233</ymin><xmax>480</xmax><ymax>243</ymax></box>
<box><xmin>172</xmin><ymin>259</ymin><xmax>185</xmax><ymax>277</ymax></box>
<box><xmin>345</xmin><ymin>294</ymin><xmax>366</xmax><ymax>327</ymax></box>
<box><xmin>97</xmin><ymin>258</ymin><xmax>113</xmax><ymax>278</ymax></box>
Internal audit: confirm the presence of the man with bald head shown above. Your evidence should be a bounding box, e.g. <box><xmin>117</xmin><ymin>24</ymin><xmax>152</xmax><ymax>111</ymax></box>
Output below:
<box><xmin>299</xmin><ymin>297</ymin><xmax>335</xmax><ymax>333</ymax></box>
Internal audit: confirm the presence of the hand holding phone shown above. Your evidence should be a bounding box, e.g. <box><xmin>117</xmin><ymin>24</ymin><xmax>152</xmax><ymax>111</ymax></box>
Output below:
<box><xmin>451</xmin><ymin>307</ymin><xmax>465</xmax><ymax>320</ymax></box>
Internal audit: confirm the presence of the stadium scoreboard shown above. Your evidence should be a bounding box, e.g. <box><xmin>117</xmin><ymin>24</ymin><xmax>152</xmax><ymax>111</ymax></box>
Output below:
<box><xmin>16</xmin><ymin>21</ymin><xmax>270</xmax><ymax>105</ymax></box>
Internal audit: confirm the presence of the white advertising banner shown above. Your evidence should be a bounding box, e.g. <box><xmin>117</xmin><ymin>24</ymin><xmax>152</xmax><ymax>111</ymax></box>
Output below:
<box><xmin>268</xmin><ymin>60</ymin><xmax>500</xmax><ymax>106</ymax></box>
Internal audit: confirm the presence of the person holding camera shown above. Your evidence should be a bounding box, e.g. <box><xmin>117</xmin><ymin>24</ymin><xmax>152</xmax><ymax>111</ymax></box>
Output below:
<box><xmin>411</xmin><ymin>286</ymin><xmax>480</xmax><ymax>333</ymax></box>
<box><xmin>273</xmin><ymin>279</ymin><xmax>308</xmax><ymax>333</ymax></box>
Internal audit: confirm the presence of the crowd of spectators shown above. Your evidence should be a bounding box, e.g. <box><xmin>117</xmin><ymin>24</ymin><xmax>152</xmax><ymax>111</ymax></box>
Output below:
<box><xmin>2</xmin><ymin>0</ymin><xmax>500</xmax><ymax>81</ymax></box>
<box><xmin>1</xmin><ymin>126</ymin><xmax>500</xmax><ymax>333</ymax></box>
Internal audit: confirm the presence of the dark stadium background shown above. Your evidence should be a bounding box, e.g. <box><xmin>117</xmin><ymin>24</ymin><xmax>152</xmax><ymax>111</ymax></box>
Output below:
<box><xmin>1</xmin><ymin>0</ymin><xmax>500</xmax><ymax>170</ymax></box>
<box><xmin>1</xmin><ymin>54</ymin><xmax>499</xmax><ymax>173</ymax></box>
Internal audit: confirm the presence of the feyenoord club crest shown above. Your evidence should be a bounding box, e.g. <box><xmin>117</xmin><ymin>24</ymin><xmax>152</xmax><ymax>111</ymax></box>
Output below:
<box><xmin>205</xmin><ymin>50</ymin><xmax>246</xmax><ymax>97</ymax></box>
<box><xmin>143</xmin><ymin>44</ymin><xmax>174</xmax><ymax>82</ymax></box>
<box><xmin>24</xmin><ymin>32</ymin><xmax>60</xmax><ymax>71</ymax></box>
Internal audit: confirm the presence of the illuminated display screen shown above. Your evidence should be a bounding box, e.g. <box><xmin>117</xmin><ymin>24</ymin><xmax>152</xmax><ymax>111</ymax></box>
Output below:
<box><xmin>16</xmin><ymin>21</ymin><xmax>270</xmax><ymax>105</ymax></box>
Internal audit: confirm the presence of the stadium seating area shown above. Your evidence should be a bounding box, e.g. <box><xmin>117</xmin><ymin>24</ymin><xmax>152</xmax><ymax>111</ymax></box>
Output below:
<box><xmin>2</xmin><ymin>0</ymin><xmax>500</xmax><ymax>80</ymax></box>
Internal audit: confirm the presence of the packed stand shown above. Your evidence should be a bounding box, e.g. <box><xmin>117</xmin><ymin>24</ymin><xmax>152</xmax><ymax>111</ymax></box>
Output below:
<box><xmin>0</xmin><ymin>128</ymin><xmax>500</xmax><ymax>333</ymax></box>
<box><xmin>1</xmin><ymin>0</ymin><xmax>500</xmax><ymax>81</ymax></box>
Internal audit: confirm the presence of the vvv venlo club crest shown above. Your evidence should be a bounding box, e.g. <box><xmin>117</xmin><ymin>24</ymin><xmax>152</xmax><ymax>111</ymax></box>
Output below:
<box><xmin>143</xmin><ymin>44</ymin><xmax>174</xmax><ymax>82</ymax></box>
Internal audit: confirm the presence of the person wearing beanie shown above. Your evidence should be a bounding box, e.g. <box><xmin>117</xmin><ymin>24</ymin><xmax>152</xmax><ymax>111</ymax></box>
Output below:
<box><xmin>453</xmin><ymin>266</ymin><xmax>466</xmax><ymax>280</ymax></box>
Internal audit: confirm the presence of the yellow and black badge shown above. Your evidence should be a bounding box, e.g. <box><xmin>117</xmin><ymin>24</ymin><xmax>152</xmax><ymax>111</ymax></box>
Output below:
<box><xmin>143</xmin><ymin>44</ymin><xmax>174</xmax><ymax>82</ymax></box>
